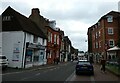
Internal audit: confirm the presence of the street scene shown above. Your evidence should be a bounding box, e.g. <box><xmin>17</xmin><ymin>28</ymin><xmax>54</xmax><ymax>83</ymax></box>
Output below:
<box><xmin>1</xmin><ymin>0</ymin><xmax>120</xmax><ymax>83</ymax></box>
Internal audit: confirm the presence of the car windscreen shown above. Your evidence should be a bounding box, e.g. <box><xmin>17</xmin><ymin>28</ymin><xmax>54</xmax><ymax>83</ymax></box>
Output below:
<box><xmin>0</xmin><ymin>56</ymin><xmax>6</xmax><ymax>59</ymax></box>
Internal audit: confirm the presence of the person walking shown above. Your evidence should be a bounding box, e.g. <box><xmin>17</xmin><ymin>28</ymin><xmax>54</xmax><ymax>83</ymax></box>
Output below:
<box><xmin>100</xmin><ymin>57</ymin><xmax>106</xmax><ymax>73</ymax></box>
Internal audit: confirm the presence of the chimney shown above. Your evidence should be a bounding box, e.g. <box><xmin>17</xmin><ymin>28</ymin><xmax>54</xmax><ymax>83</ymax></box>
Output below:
<box><xmin>31</xmin><ymin>8</ymin><xmax>40</xmax><ymax>15</ymax></box>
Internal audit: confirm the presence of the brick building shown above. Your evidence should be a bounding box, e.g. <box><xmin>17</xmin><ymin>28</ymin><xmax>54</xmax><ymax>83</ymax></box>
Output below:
<box><xmin>46</xmin><ymin>24</ymin><xmax>61</xmax><ymax>64</ymax></box>
<box><xmin>88</xmin><ymin>11</ymin><xmax>120</xmax><ymax>62</ymax></box>
<box><xmin>29</xmin><ymin>9</ymin><xmax>62</xmax><ymax>64</ymax></box>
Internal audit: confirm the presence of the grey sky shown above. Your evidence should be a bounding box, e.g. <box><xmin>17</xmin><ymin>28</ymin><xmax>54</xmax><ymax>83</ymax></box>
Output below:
<box><xmin>1</xmin><ymin>0</ymin><xmax>119</xmax><ymax>51</ymax></box>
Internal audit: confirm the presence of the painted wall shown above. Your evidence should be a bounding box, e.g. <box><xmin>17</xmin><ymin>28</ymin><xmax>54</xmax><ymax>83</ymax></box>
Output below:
<box><xmin>2</xmin><ymin>31</ymin><xmax>47</xmax><ymax>68</ymax></box>
<box><xmin>2</xmin><ymin>31</ymin><xmax>24</xmax><ymax>68</ymax></box>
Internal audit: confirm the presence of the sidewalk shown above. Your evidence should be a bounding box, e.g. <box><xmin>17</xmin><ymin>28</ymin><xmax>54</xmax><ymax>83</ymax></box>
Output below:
<box><xmin>95</xmin><ymin>63</ymin><xmax>120</xmax><ymax>77</ymax></box>
<box><xmin>2</xmin><ymin>62</ymin><xmax>67</xmax><ymax>74</ymax></box>
<box><xmin>106</xmin><ymin>65</ymin><xmax>120</xmax><ymax>77</ymax></box>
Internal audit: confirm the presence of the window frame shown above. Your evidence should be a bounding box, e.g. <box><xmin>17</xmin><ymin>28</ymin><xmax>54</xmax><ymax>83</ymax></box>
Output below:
<box><xmin>107</xmin><ymin>15</ymin><xmax>113</xmax><ymax>23</ymax></box>
<box><xmin>108</xmin><ymin>28</ymin><xmax>114</xmax><ymax>35</ymax></box>
<box><xmin>109</xmin><ymin>39</ymin><xmax>114</xmax><ymax>47</ymax></box>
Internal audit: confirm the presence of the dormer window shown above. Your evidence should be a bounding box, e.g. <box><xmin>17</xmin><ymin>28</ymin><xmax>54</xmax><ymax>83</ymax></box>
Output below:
<box><xmin>107</xmin><ymin>15</ymin><xmax>113</xmax><ymax>22</ymax></box>
<box><xmin>2</xmin><ymin>16</ymin><xmax>11</xmax><ymax>21</ymax></box>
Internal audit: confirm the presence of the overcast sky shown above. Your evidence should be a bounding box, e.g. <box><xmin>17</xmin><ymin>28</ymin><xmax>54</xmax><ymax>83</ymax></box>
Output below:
<box><xmin>1</xmin><ymin>0</ymin><xmax>120</xmax><ymax>52</ymax></box>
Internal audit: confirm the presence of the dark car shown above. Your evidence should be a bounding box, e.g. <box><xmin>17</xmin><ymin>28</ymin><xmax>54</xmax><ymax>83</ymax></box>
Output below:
<box><xmin>75</xmin><ymin>60</ymin><xmax>94</xmax><ymax>75</ymax></box>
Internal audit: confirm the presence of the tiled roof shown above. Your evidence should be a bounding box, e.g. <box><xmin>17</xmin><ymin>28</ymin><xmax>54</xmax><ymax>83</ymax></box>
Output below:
<box><xmin>2</xmin><ymin>6</ymin><xmax>47</xmax><ymax>39</ymax></box>
<box><xmin>99</xmin><ymin>11</ymin><xmax>120</xmax><ymax>21</ymax></box>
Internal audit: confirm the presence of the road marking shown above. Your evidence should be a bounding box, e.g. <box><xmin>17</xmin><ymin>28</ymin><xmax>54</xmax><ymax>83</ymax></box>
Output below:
<box><xmin>65</xmin><ymin>71</ymin><xmax>75</xmax><ymax>81</ymax></box>
<box><xmin>35</xmin><ymin>73</ymin><xmax>41</xmax><ymax>76</ymax></box>
<box><xmin>90</xmin><ymin>76</ymin><xmax>95</xmax><ymax>83</ymax></box>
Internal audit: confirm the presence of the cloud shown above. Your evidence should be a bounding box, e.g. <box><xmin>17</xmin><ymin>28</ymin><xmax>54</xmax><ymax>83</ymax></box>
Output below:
<box><xmin>1</xmin><ymin>0</ymin><xmax>119</xmax><ymax>51</ymax></box>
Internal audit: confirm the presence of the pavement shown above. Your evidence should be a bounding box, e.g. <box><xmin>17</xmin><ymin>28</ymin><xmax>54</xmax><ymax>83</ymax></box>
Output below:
<box><xmin>2</xmin><ymin>62</ymin><xmax>68</xmax><ymax>74</ymax></box>
<box><xmin>94</xmin><ymin>63</ymin><xmax>120</xmax><ymax>77</ymax></box>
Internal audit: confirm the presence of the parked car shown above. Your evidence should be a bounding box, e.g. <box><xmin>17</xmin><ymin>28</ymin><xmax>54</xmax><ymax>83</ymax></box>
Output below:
<box><xmin>75</xmin><ymin>60</ymin><xmax>94</xmax><ymax>75</ymax></box>
<box><xmin>0</xmin><ymin>55</ymin><xmax>8</xmax><ymax>69</ymax></box>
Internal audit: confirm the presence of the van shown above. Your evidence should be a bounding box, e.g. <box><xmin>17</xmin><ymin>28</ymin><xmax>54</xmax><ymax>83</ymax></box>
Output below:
<box><xmin>0</xmin><ymin>55</ymin><xmax>8</xmax><ymax>69</ymax></box>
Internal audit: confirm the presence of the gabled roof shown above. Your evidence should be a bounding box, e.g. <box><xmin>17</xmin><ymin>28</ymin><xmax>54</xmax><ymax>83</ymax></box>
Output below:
<box><xmin>2</xmin><ymin>6</ymin><xmax>47</xmax><ymax>39</ymax></box>
<box><xmin>98</xmin><ymin>11</ymin><xmax>120</xmax><ymax>22</ymax></box>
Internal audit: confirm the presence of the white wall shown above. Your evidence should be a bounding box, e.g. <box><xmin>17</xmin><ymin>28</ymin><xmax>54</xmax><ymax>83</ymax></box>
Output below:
<box><xmin>2</xmin><ymin>31</ymin><xmax>24</xmax><ymax>68</ymax></box>
<box><xmin>26</xmin><ymin>33</ymin><xmax>33</xmax><ymax>43</ymax></box>
<box><xmin>2</xmin><ymin>31</ymin><xmax>47</xmax><ymax>68</ymax></box>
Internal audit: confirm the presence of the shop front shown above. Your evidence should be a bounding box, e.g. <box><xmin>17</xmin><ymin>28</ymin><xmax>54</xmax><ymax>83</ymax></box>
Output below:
<box><xmin>24</xmin><ymin>42</ymin><xmax>46</xmax><ymax>68</ymax></box>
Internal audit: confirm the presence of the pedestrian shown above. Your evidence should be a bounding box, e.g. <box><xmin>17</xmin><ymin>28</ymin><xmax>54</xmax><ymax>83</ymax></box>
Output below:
<box><xmin>100</xmin><ymin>57</ymin><xmax>106</xmax><ymax>73</ymax></box>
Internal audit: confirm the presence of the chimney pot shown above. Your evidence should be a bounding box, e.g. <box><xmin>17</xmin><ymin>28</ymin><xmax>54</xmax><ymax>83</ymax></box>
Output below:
<box><xmin>31</xmin><ymin>8</ymin><xmax>40</xmax><ymax>15</ymax></box>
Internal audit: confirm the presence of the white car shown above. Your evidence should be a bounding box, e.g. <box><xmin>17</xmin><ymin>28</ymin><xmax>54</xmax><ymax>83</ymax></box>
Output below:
<box><xmin>0</xmin><ymin>55</ymin><xmax>8</xmax><ymax>69</ymax></box>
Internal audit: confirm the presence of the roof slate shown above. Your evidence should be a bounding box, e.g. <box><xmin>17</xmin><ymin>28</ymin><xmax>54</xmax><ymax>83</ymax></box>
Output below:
<box><xmin>2</xmin><ymin>6</ymin><xmax>47</xmax><ymax>39</ymax></box>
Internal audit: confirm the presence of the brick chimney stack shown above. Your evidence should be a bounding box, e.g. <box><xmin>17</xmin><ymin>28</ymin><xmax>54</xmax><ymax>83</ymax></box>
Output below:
<box><xmin>31</xmin><ymin>8</ymin><xmax>40</xmax><ymax>15</ymax></box>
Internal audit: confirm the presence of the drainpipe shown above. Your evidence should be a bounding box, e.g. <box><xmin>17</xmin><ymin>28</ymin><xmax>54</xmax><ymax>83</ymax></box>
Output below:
<box><xmin>21</xmin><ymin>32</ymin><xmax>26</xmax><ymax>68</ymax></box>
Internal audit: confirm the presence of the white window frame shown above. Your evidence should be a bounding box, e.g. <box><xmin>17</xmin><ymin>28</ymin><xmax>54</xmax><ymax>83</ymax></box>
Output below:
<box><xmin>96</xmin><ymin>42</ymin><xmax>98</xmax><ymax>48</ymax></box>
<box><xmin>107</xmin><ymin>15</ymin><xmax>113</xmax><ymax>22</ymax></box>
<box><xmin>99</xmin><ymin>41</ymin><xmax>101</xmax><ymax>48</ymax></box>
<box><xmin>108</xmin><ymin>28</ymin><xmax>114</xmax><ymax>35</ymax></box>
<box><xmin>54</xmin><ymin>34</ymin><xmax>57</xmax><ymax>44</ymax></box>
<box><xmin>109</xmin><ymin>39</ymin><xmax>114</xmax><ymax>47</ymax></box>
<box><xmin>2</xmin><ymin>16</ymin><xmax>11</xmax><ymax>21</ymax></box>
<box><xmin>57</xmin><ymin>35</ymin><xmax>59</xmax><ymax>45</ymax></box>
<box><xmin>99</xmin><ymin>30</ymin><xmax>101</xmax><ymax>37</ymax></box>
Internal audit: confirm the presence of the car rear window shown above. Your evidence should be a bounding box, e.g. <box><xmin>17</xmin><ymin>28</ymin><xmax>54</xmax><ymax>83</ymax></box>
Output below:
<box><xmin>77</xmin><ymin>61</ymin><xmax>90</xmax><ymax>65</ymax></box>
<box><xmin>0</xmin><ymin>56</ymin><xmax>6</xmax><ymax>59</ymax></box>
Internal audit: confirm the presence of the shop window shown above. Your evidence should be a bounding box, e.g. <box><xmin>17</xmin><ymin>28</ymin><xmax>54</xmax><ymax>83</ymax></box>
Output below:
<box><xmin>33</xmin><ymin>56</ymin><xmax>39</xmax><ymax>62</ymax></box>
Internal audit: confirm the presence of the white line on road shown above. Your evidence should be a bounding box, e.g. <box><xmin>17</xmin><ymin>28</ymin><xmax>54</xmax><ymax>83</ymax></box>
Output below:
<box><xmin>90</xmin><ymin>76</ymin><xmax>95</xmax><ymax>83</ymax></box>
<box><xmin>65</xmin><ymin>71</ymin><xmax>75</xmax><ymax>81</ymax></box>
<box><xmin>35</xmin><ymin>73</ymin><xmax>41</xmax><ymax>76</ymax></box>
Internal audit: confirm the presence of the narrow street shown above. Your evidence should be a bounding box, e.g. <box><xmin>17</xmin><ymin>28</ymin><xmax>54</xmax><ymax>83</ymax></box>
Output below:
<box><xmin>1</xmin><ymin>62</ymin><xmax>120</xmax><ymax>82</ymax></box>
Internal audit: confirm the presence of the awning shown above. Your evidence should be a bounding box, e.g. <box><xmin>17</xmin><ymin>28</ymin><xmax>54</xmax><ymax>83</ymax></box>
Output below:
<box><xmin>107</xmin><ymin>46</ymin><xmax>120</xmax><ymax>51</ymax></box>
<box><xmin>27</xmin><ymin>42</ymin><xmax>45</xmax><ymax>50</ymax></box>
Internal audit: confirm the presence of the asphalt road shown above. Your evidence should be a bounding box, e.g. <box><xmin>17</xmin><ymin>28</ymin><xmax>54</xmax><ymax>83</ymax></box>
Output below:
<box><xmin>1</xmin><ymin>61</ymin><xmax>120</xmax><ymax>83</ymax></box>
<box><xmin>2</xmin><ymin>62</ymin><xmax>76</xmax><ymax>81</ymax></box>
